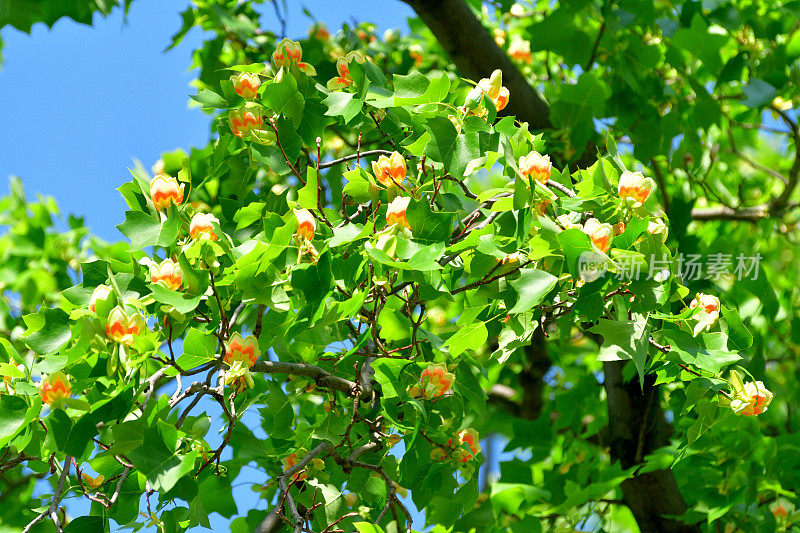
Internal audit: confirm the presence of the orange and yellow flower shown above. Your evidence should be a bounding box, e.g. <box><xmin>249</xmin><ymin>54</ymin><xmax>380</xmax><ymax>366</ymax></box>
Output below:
<box><xmin>294</xmin><ymin>208</ymin><xmax>317</xmax><ymax>241</ymax></box>
<box><xmin>105</xmin><ymin>307</ymin><xmax>145</xmax><ymax>346</ymax></box>
<box><xmin>88</xmin><ymin>284</ymin><xmax>113</xmax><ymax>314</ymax></box>
<box><xmin>150</xmin><ymin>175</ymin><xmax>185</xmax><ymax>211</ymax></box>
<box><xmin>229</xmin><ymin>107</ymin><xmax>263</xmax><ymax>138</ymax></box>
<box><xmin>224</xmin><ymin>332</ymin><xmax>260</xmax><ymax>368</ymax></box>
<box><xmin>189</xmin><ymin>212</ymin><xmax>219</xmax><ymax>241</ymax></box>
<box><xmin>232</xmin><ymin>72</ymin><xmax>261</xmax><ymax>100</ymax></box>
<box><xmin>477</xmin><ymin>69</ymin><xmax>510</xmax><ymax>112</ymax></box>
<box><xmin>690</xmin><ymin>293</ymin><xmax>720</xmax><ymax>315</ymax></box>
<box><xmin>518</xmin><ymin>151</ymin><xmax>551</xmax><ymax>184</ymax></box>
<box><xmin>414</xmin><ymin>364</ymin><xmax>455</xmax><ymax>399</ymax></box>
<box><xmin>40</xmin><ymin>371</ymin><xmax>71</xmax><ymax>406</ymax></box>
<box><xmin>150</xmin><ymin>259</ymin><xmax>183</xmax><ymax>291</ymax></box>
<box><xmin>386</xmin><ymin>196</ymin><xmax>410</xmax><ymax>230</ymax></box>
<box><xmin>409</xmin><ymin>44</ymin><xmax>424</xmax><ymax>66</ymax></box>
<box><xmin>371</xmin><ymin>151</ymin><xmax>407</xmax><ymax>187</ymax></box>
<box><xmin>449</xmin><ymin>428</ymin><xmax>481</xmax><ymax>463</ymax></box>
<box><xmin>720</xmin><ymin>370</ymin><xmax>773</xmax><ymax>416</ymax></box>
<box><xmin>508</xmin><ymin>38</ymin><xmax>531</xmax><ymax>64</ymax></box>
<box><xmin>272</xmin><ymin>38</ymin><xmax>316</xmax><ymax>75</ymax></box>
<box><xmin>583</xmin><ymin>218</ymin><xmax>613</xmax><ymax>253</ymax></box>
<box><xmin>327</xmin><ymin>51</ymin><xmax>367</xmax><ymax>90</ymax></box>
<box><xmin>309</xmin><ymin>22</ymin><xmax>330</xmax><ymax>41</ymax></box>
<box><xmin>618</xmin><ymin>171</ymin><xmax>655</xmax><ymax>206</ymax></box>
<box><xmin>282</xmin><ymin>452</ymin><xmax>308</xmax><ymax>481</ymax></box>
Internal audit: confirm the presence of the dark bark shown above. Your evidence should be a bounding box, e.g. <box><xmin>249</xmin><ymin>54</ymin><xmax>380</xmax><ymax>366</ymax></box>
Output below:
<box><xmin>604</xmin><ymin>361</ymin><xmax>698</xmax><ymax>533</ymax></box>
<box><xmin>401</xmin><ymin>0</ymin><xmax>696</xmax><ymax>530</ymax></box>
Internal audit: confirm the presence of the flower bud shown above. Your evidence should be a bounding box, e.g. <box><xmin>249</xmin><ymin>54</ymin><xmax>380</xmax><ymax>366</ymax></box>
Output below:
<box><xmin>273</xmin><ymin>38</ymin><xmax>317</xmax><ymax>75</ymax></box>
<box><xmin>106</xmin><ymin>306</ymin><xmax>146</xmax><ymax>346</ymax></box>
<box><xmin>721</xmin><ymin>370</ymin><xmax>773</xmax><ymax>416</ymax></box>
<box><xmin>386</xmin><ymin>196</ymin><xmax>411</xmax><ymax>230</ymax></box>
<box><xmin>518</xmin><ymin>151</ymin><xmax>551</xmax><ymax>184</ymax></box>
<box><xmin>476</xmin><ymin>69</ymin><xmax>510</xmax><ymax>112</ymax></box>
<box><xmin>224</xmin><ymin>332</ymin><xmax>260</xmax><ymax>368</ymax></box>
<box><xmin>618</xmin><ymin>171</ymin><xmax>655</xmax><ymax>206</ymax></box>
<box><xmin>229</xmin><ymin>107</ymin><xmax>263</xmax><ymax>138</ymax></box>
<box><xmin>409</xmin><ymin>44</ymin><xmax>424</xmax><ymax>66</ymax></box>
<box><xmin>309</xmin><ymin>23</ymin><xmax>330</xmax><ymax>41</ymax></box>
<box><xmin>150</xmin><ymin>175</ymin><xmax>185</xmax><ymax>211</ymax></box>
<box><xmin>493</xmin><ymin>28</ymin><xmax>506</xmax><ymax>47</ymax></box>
<box><xmin>371</xmin><ymin>151</ymin><xmax>407</xmax><ymax>187</ymax></box>
<box><xmin>232</xmin><ymin>72</ymin><xmax>261</xmax><ymax>100</ymax></box>
<box><xmin>88</xmin><ymin>284</ymin><xmax>114</xmax><ymax>315</ymax></box>
<box><xmin>419</xmin><ymin>364</ymin><xmax>455</xmax><ymax>399</ymax></box>
<box><xmin>582</xmin><ymin>218</ymin><xmax>613</xmax><ymax>253</ymax></box>
<box><xmin>508</xmin><ymin>38</ymin><xmax>532</xmax><ymax>64</ymax></box>
<box><xmin>449</xmin><ymin>428</ymin><xmax>481</xmax><ymax>463</ymax></box>
<box><xmin>327</xmin><ymin>51</ymin><xmax>367</xmax><ymax>90</ymax></box>
<box><xmin>150</xmin><ymin>259</ymin><xmax>183</xmax><ymax>291</ymax></box>
<box><xmin>40</xmin><ymin>371</ymin><xmax>71</xmax><ymax>407</ymax></box>
<box><xmin>189</xmin><ymin>213</ymin><xmax>219</xmax><ymax>241</ymax></box>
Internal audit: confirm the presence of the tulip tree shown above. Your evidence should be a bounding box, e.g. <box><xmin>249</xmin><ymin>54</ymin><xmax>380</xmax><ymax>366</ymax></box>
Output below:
<box><xmin>2</xmin><ymin>1</ymin><xmax>800</xmax><ymax>533</ymax></box>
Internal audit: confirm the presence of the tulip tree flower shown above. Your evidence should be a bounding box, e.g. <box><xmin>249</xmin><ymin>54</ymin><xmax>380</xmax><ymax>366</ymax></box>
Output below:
<box><xmin>466</xmin><ymin>69</ymin><xmax>510</xmax><ymax>115</ymax></box>
<box><xmin>647</xmin><ymin>219</ymin><xmax>668</xmax><ymax>242</ymax></box>
<box><xmin>583</xmin><ymin>218</ymin><xmax>613</xmax><ymax>253</ymax></box>
<box><xmin>228</xmin><ymin>107</ymin><xmax>263</xmax><ymax>138</ymax></box>
<box><xmin>371</xmin><ymin>151</ymin><xmax>407</xmax><ymax>188</ymax></box>
<box><xmin>224</xmin><ymin>332</ymin><xmax>260</xmax><ymax>368</ymax></box>
<box><xmin>449</xmin><ymin>428</ymin><xmax>481</xmax><ymax>463</ymax></box>
<box><xmin>408</xmin><ymin>364</ymin><xmax>455</xmax><ymax>399</ymax></box>
<box><xmin>39</xmin><ymin>371</ymin><xmax>71</xmax><ymax>408</ymax></box>
<box><xmin>294</xmin><ymin>208</ymin><xmax>317</xmax><ymax>241</ymax></box>
<box><xmin>690</xmin><ymin>293</ymin><xmax>720</xmax><ymax>334</ymax></box>
<box><xmin>189</xmin><ymin>212</ymin><xmax>219</xmax><ymax>241</ymax></box>
<box><xmin>519</xmin><ymin>150</ymin><xmax>551</xmax><ymax>184</ymax></box>
<box><xmin>508</xmin><ymin>38</ymin><xmax>532</xmax><ymax>64</ymax></box>
<box><xmin>272</xmin><ymin>38</ymin><xmax>316</xmax><ymax>75</ymax></box>
<box><xmin>105</xmin><ymin>306</ymin><xmax>146</xmax><ymax>346</ymax></box>
<box><xmin>150</xmin><ymin>174</ymin><xmax>185</xmax><ymax>211</ymax></box>
<box><xmin>618</xmin><ymin>170</ymin><xmax>655</xmax><ymax>206</ymax></box>
<box><xmin>149</xmin><ymin>259</ymin><xmax>183</xmax><ymax>291</ymax></box>
<box><xmin>720</xmin><ymin>370</ymin><xmax>773</xmax><ymax>416</ymax></box>
<box><xmin>232</xmin><ymin>72</ymin><xmax>261</xmax><ymax>100</ymax></box>
<box><xmin>282</xmin><ymin>451</ymin><xmax>308</xmax><ymax>481</ymax></box>
<box><xmin>327</xmin><ymin>51</ymin><xmax>368</xmax><ymax>90</ymax></box>
<box><xmin>88</xmin><ymin>284</ymin><xmax>114</xmax><ymax>315</ymax></box>
<box><xmin>386</xmin><ymin>196</ymin><xmax>411</xmax><ymax>230</ymax></box>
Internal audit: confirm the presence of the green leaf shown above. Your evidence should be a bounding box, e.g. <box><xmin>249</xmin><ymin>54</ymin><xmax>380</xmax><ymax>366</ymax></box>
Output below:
<box><xmin>126</xmin><ymin>422</ymin><xmax>198</xmax><ymax>492</ymax></box>
<box><xmin>424</xmin><ymin>117</ymin><xmax>481</xmax><ymax>178</ymax></box>
<box><xmin>117</xmin><ymin>210</ymin><xmax>179</xmax><ymax>250</ymax></box>
<box><xmin>406</xmin><ymin>198</ymin><xmax>455</xmax><ymax>245</ymax></box>
<box><xmin>590</xmin><ymin>319</ymin><xmax>649</xmax><ymax>386</ymax></box>
<box><xmin>63</xmin><ymin>516</ymin><xmax>106</xmax><ymax>533</ymax></box>
<box><xmin>263</xmin><ymin>71</ymin><xmax>305</xmax><ymax>128</ymax></box>
<box><xmin>445</xmin><ymin>321</ymin><xmax>488</xmax><ymax>357</ymax></box>
<box><xmin>721</xmin><ymin>306</ymin><xmax>752</xmax><ymax>351</ymax></box>
<box><xmin>179</xmin><ymin>329</ymin><xmax>218</xmax><ymax>369</ymax></box>
<box><xmin>190</xmin><ymin>89</ymin><xmax>228</xmax><ymax>109</ymax></box>
<box><xmin>0</xmin><ymin>395</ymin><xmax>31</xmax><ymax>448</ymax></box>
<box><xmin>661</xmin><ymin>329</ymin><xmax>741</xmax><ymax>374</ymax></box>
<box><xmin>393</xmin><ymin>71</ymin><xmax>450</xmax><ymax>105</ymax></box>
<box><xmin>150</xmin><ymin>284</ymin><xmax>203</xmax><ymax>314</ymax></box>
<box><xmin>23</xmin><ymin>308</ymin><xmax>71</xmax><ymax>354</ymax></box>
<box><xmin>323</xmin><ymin>91</ymin><xmax>363</xmax><ymax>123</ymax></box>
<box><xmin>508</xmin><ymin>269</ymin><xmax>559</xmax><ymax>313</ymax></box>
<box><xmin>298</xmin><ymin>167</ymin><xmax>318</xmax><ymax>210</ymax></box>
<box><xmin>741</xmin><ymin>79</ymin><xmax>777</xmax><ymax>108</ymax></box>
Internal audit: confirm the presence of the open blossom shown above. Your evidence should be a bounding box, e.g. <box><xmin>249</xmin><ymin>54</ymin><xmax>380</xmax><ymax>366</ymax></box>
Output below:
<box><xmin>508</xmin><ymin>38</ymin><xmax>531</xmax><ymax>63</ymax></box>
<box><xmin>224</xmin><ymin>332</ymin><xmax>260</xmax><ymax>368</ymax></box>
<box><xmin>518</xmin><ymin>151</ymin><xmax>551</xmax><ymax>184</ymax></box>
<box><xmin>449</xmin><ymin>428</ymin><xmax>481</xmax><ymax>463</ymax></box>
<box><xmin>294</xmin><ymin>208</ymin><xmax>316</xmax><ymax>240</ymax></box>
<box><xmin>618</xmin><ymin>171</ymin><xmax>655</xmax><ymax>206</ymax></box>
<box><xmin>466</xmin><ymin>69</ymin><xmax>509</xmax><ymax>116</ymax></box>
<box><xmin>371</xmin><ymin>151</ymin><xmax>407</xmax><ymax>187</ymax></box>
<box><xmin>282</xmin><ymin>452</ymin><xmax>308</xmax><ymax>481</ymax></box>
<box><xmin>232</xmin><ymin>72</ymin><xmax>261</xmax><ymax>100</ymax></box>
<box><xmin>40</xmin><ymin>371</ymin><xmax>71</xmax><ymax>406</ymax></box>
<box><xmin>720</xmin><ymin>370</ymin><xmax>773</xmax><ymax>416</ymax></box>
<box><xmin>105</xmin><ymin>306</ymin><xmax>145</xmax><ymax>346</ymax></box>
<box><xmin>770</xmin><ymin>499</ymin><xmax>793</xmax><ymax>522</ymax></box>
<box><xmin>189</xmin><ymin>212</ymin><xmax>219</xmax><ymax>241</ymax></box>
<box><xmin>689</xmin><ymin>293</ymin><xmax>719</xmax><ymax>333</ymax></box>
<box><xmin>583</xmin><ymin>218</ymin><xmax>613</xmax><ymax>253</ymax></box>
<box><xmin>408</xmin><ymin>364</ymin><xmax>455</xmax><ymax>399</ymax></box>
<box><xmin>229</xmin><ymin>107</ymin><xmax>263</xmax><ymax>138</ymax></box>
<box><xmin>150</xmin><ymin>175</ymin><xmax>185</xmax><ymax>211</ymax></box>
<box><xmin>327</xmin><ymin>51</ymin><xmax>367</xmax><ymax>90</ymax></box>
<box><xmin>386</xmin><ymin>196</ymin><xmax>411</xmax><ymax>230</ymax></box>
<box><xmin>150</xmin><ymin>259</ymin><xmax>182</xmax><ymax>291</ymax></box>
<box><xmin>272</xmin><ymin>38</ymin><xmax>316</xmax><ymax>75</ymax></box>
<box><xmin>88</xmin><ymin>284</ymin><xmax>113</xmax><ymax>314</ymax></box>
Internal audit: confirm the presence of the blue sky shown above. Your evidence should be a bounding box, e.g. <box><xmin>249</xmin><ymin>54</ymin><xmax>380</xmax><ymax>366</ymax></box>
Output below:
<box><xmin>0</xmin><ymin>0</ymin><xmax>413</xmax><ymax>242</ymax></box>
